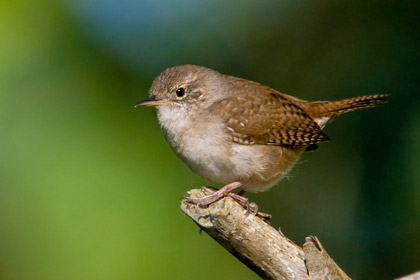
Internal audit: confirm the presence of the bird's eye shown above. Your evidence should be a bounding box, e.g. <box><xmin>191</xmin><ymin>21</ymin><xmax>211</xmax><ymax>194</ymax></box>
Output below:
<box><xmin>176</xmin><ymin>87</ymin><xmax>185</xmax><ymax>98</ymax></box>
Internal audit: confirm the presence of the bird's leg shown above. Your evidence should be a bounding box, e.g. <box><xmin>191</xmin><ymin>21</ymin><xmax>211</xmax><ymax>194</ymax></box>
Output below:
<box><xmin>185</xmin><ymin>182</ymin><xmax>242</xmax><ymax>206</ymax></box>
<box><xmin>186</xmin><ymin>183</ymin><xmax>259</xmax><ymax>215</ymax></box>
<box><xmin>226</xmin><ymin>192</ymin><xmax>258</xmax><ymax>215</ymax></box>
<box><xmin>229</xmin><ymin>190</ymin><xmax>270</xmax><ymax>219</ymax></box>
<box><xmin>202</xmin><ymin>186</ymin><xmax>218</xmax><ymax>195</ymax></box>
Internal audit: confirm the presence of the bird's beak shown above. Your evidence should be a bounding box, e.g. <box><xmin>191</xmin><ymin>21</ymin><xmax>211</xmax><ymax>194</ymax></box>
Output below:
<box><xmin>134</xmin><ymin>95</ymin><xmax>169</xmax><ymax>107</ymax></box>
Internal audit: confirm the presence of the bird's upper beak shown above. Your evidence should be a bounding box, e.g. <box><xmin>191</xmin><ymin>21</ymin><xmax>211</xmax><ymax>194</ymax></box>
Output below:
<box><xmin>134</xmin><ymin>95</ymin><xmax>170</xmax><ymax>107</ymax></box>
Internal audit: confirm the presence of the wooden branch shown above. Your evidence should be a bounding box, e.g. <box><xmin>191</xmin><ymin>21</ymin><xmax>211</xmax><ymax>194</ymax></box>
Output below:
<box><xmin>181</xmin><ymin>188</ymin><xmax>351</xmax><ymax>280</ymax></box>
<box><xmin>303</xmin><ymin>236</ymin><xmax>350</xmax><ymax>280</ymax></box>
<box><xmin>395</xmin><ymin>271</ymin><xmax>420</xmax><ymax>280</ymax></box>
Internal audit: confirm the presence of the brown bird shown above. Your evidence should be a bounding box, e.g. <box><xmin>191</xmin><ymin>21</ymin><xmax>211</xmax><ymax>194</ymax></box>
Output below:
<box><xmin>136</xmin><ymin>65</ymin><xmax>386</xmax><ymax>209</ymax></box>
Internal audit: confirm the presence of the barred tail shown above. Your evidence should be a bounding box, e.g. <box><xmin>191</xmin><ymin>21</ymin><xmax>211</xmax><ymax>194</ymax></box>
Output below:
<box><xmin>301</xmin><ymin>94</ymin><xmax>388</xmax><ymax>127</ymax></box>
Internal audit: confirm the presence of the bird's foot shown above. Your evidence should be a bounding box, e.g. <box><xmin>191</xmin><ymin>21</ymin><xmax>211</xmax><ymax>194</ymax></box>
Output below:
<box><xmin>185</xmin><ymin>182</ymin><xmax>242</xmax><ymax>206</ymax></box>
<box><xmin>201</xmin><ymin>186</ymin><xmax>218</xmax><ymax>194</ymax></box>
<box><xmin>202</xmin><ymin>187</ymin><xmax>270</xmax><ymax>220</ymax></box>
<box><xmin>201</xmin><ymin>186</ymin><xmax>258</xmax><ymax>214</ymax></box>
<box><xmin>185</xmin><ymin>182</ymin><xmax>261</xmax><ymax>216</ymax></box>
<box><xmin>226</xmin><ymin>192</ymin><xmax>259</xmax><ymax>215</ymax></box>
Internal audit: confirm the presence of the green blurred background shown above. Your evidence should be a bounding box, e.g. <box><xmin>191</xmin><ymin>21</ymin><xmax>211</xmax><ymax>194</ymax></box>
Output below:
<box><xmin>1</xmin><ymin>0</ymin><xmax>419</xmax><ymax>279</ymax></box>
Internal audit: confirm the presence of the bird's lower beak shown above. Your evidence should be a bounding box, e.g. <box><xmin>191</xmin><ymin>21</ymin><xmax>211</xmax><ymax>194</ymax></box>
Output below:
<box><xmin>134</xmin><ymin>95</ymin><xmax>169</xmax><ymax>107</ymax></box>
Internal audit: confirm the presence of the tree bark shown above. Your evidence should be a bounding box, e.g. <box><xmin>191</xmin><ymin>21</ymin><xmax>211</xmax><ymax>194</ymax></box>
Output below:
<box><xmin>181</xmin><ymin>188</ymin><xmax>351</xmax><ymax>280</ymax></box>
<box><xmin>395</xmin><ymin>271</ymin><xmax>420</xmax><ymax>280</ymax></box>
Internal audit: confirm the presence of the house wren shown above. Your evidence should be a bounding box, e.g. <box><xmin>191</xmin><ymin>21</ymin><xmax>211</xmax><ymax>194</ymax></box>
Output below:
<box><xmin>136</xmin><ymin>65</ymin><xmax>386</xmax><ymax>208</ymax></box>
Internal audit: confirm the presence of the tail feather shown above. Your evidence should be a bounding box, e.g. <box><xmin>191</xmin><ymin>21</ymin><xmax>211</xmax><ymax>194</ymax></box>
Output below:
<box><xmin>302</xmin><ymin>94</ymin><xmax>388</xmax><ymax>126</ymax></box>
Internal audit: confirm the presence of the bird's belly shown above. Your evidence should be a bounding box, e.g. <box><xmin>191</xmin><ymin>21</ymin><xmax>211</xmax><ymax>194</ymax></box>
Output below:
<box><xmin>229</xmin><ymin>144</ymin><xmax>304</xmax><ymax>192</ymax></box>
<box><xmin>174</xmin><ymin>136</ymin><xmax>304</xmax><ymax>192</ymax></box>
<box><xmin>184</xmin><ymin>146</ymin><xmax>236</xmax><ymax>184</ymax></box>
<box><xmin>164</xmin><ymin>127</ymin><xmax>237</xmax><ymax>184</ymax></box>
<box><xmin>161</xmin><ymin>117</ymin><xmax>304</xmax><ymax>192</ymax></box>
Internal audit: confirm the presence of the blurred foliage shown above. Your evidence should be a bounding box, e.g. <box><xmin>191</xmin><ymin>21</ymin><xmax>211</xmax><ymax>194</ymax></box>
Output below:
<box><xmin>0</xmin><ymin>0</ymin><xmax>419</xmax><ymax>279</ymax></box>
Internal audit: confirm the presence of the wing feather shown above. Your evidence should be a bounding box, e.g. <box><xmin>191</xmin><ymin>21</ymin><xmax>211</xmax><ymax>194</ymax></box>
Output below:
<box><xmin>210</xmin><ymin>92</ymin><xmax>330</xmax><ymax>146</ymax></box>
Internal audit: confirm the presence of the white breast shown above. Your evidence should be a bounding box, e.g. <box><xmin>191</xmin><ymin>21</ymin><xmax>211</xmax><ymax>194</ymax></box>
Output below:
<box><xmin>156</xmin><ymin>105</ymin><xmax>236</xmax><ymax>184</ymax></box>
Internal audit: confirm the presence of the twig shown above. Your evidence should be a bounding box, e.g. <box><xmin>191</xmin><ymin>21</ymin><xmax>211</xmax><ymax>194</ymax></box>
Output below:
<box><xmin>181</xmin><ymin>188</ymin><xmax>352</xmax><ymax>280</ymax></box>
<box><xmin>395</xmin><ymin>271</ymin><xmax>420</xmax><ymax>280</ymax></box>
<box><xmin>303</xmin><ymin>236</ymin><xmax>350</xmax><ymax>280</ymax></box>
